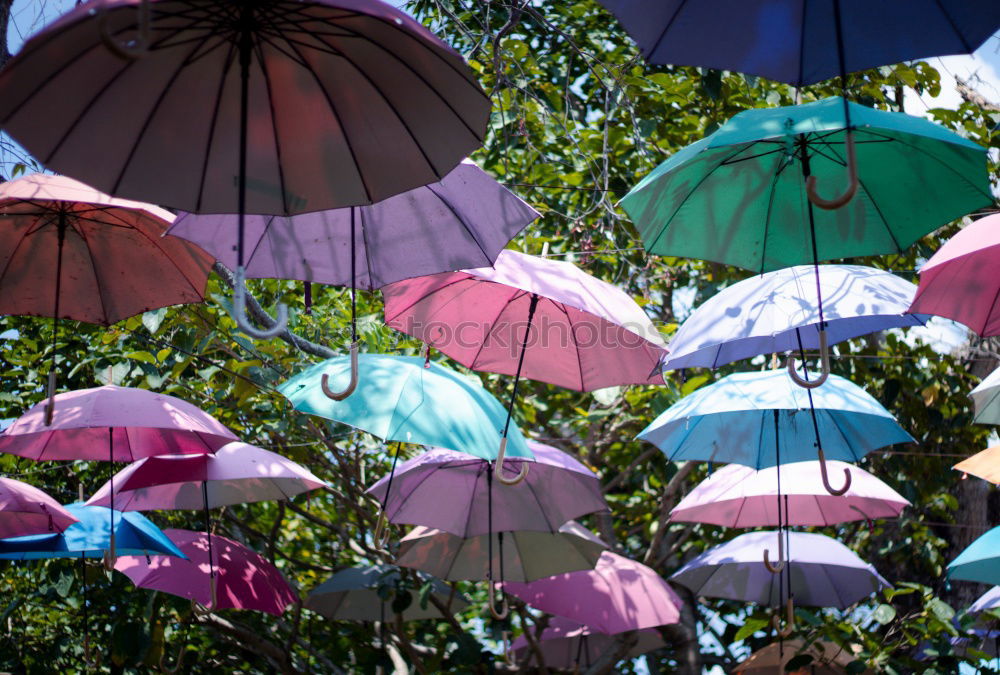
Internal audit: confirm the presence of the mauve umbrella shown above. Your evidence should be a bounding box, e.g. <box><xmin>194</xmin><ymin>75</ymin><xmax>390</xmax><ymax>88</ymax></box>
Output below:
<box><xmin>115</xmin><ymin>528</ymin><xmax>297</xmax><ymax>615</ymax></box>
<box><xmin>666</xmin><ymin>265</ymin><xmax>925</xmax><ymax>371</ymax></box>
<box><xmin>503</xmin><ymin>551</ymin><xmax>683</xmax><ymax>634</ymax></box>
<box><xmin>395</xmin><ymin>521</ymin><xmax>607</xmax><ymax>583</ymax></box>
<box><xmin>383</xmin><ymin>249</ymin><xmax>668</xmax><ymax>482</ymax></box>
<box><xmin>909</xmin><ymin>214</ymin><xmax>1000</xmax><ymax>336</ymax></box>
<box><xmin>0</xmin><ymin>0</ymin><xmax>490</xmax><ymax>338</ymax></box>
<box><xmin>670</xmin><ymin>531</ymin><xmax>890</xmax><ymax>610</ymax></box>
<box><xmin>0</xmin><ymin>477</ymin><xmax>78</xmax><ymax>539</ymax></box>
<box><xmin>0</xmin><ymin>173</ymin><xmax>213</xmax><ymax>420</ymax></box>
<box><xmin>670</xmin><ymin>461</ymin><xmax>909</xmax><ymax>528</ymax></box>
<box><xmin>510</xmin><ymin>617</ymin><xmax>665</xmax><ymax>671</ymax></box>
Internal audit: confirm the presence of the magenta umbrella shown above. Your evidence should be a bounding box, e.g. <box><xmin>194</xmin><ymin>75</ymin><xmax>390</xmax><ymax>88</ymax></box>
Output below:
<box><xmin>0</xmin><ymin>477</ymin><xmax>78</xmax><ymax>538</ymax></box>
<box><xmin>909</xmin><ymin>214</ymin><xmax>1000</xmax><ymax>336</ymax></box>
<box><xmin>510</xmin><ymin>617</ymin><xmax>665</xmax><ymax>670</ymax></box>
<box><xmin>670</xmin><ymin>461</ymin><xmax>910</xmax><ymax>528</ymax></box>
<box><xmin>502</xmin><ymin>551</ymin><xmax>683</xmax><ymax>634</ymax></box>
<box><xmin>383</xmin><ymin>250</ymin><xmax>668</xmax><ymax>483</ymax></box>
<box><xmin>115</xmin><ymin>529</ymin><xmax>297</xmax><ymax>614</ymax></box>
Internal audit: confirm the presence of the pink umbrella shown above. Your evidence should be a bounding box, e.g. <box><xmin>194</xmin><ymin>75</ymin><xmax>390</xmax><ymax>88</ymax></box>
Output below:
<box><xmin>909</xmin><ymin>214</ymin><xmax>1000</xmax><ymax>335</ymax></box>
<box><xmin>669</xmin><ymin>461</ymin><xmax>910</xmax><ymax>528</ymax></box>
<box><xmin>114</xmin><ymin>529</ymin><xmax>297</xmax><ymax>615</ymax></box>
<box><xmin>0</xmin><ymin>477</ymin><xmax>78</xmax><ymax>538</ymax></box>
<box><xmin>502</xmin><ymin>551</ymin><xmax>683</xmax><ymax>634</ymax></box>
<box><xmin>510</xmin><ymin>617</ymin><xmax>665</xmax><ymax>670</ymax></box>
<box><xmin>383</xmin><ymin>250</ymin><xmax>668</xmax><ymax>482</ymax></box>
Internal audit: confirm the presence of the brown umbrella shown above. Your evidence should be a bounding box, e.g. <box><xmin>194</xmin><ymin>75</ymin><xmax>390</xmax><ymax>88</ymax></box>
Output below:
<box><xmin>734</xmin><ymin>639</ymin><xmax>872</xmax><ymax>674</ymax></box>
<box><xmin>954</xmin><ymin>446</ymin><xmax>1000</xmax><ymax>484</ymax></box>
<box><xmin>0</xmin><ymin>173</ymin><xmax>213</xmax><ymax>421</ymax></box>
<box><xmin>0</xmin><ymin>0</ymin><xmax>490</xmax><ymax>343</ymax></box>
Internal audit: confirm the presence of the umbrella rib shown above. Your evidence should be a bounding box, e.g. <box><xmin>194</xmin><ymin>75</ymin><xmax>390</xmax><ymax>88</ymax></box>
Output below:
<box><xmin>0</xmin><ymin>213</ymin><xmax>49</xmax><ymax>290</ymax></box>
<box><xmin>194</xmin><ymin>38</ymin><xmax>238</xmax><ymax>212</ymax></box>
<box><xmin>424</xmin><ymin>183</ymin><xmax>493</xmax><ymax>265</ymax></box>
<box><xmin>71</xmin><ymin>221</ymin><xmax>114</xmax><ymax>326</ymax></box>
<box><xmin>758</xmin><ymin>147</ymin><xmax>788</xmax><ymax>275</ymax></box>
<box><xmin>124</xmin><ymin>217</ymin><xmax>209</xmax><ymax>300</ymax></box>
<box><xmin>932</xmin><ymin>0</ymin><xmax>974</xmax><ymax>52</ymax></box>
<box><xmin>382</xmin><ymin>274</ymin><xmax>470</xmax><ymax>324</ymax></box>
<box><xmin>644</xmin><ymin>0</ymin><xmax>689</xmax><ymax>61</ymax></box>
<box><xmin>358</xmin><ymin>207</ymin><xmax>378</xmax><ymax>291</ymax></box>
<box><xmin>469</xmin><ymin>287</ymin><xmax>528</xmax><ymax>373</ymax></box>
<box><xmin>254</xmin><ymin>37</ymin><xmax>291</xmax><ymax>214</ymax></box>
<box><xmin>555</xmin><ymin>302</ymin><xmax>587</xmax><ymax>391</ymax></box>
<box><xmin>522</xmin><ymin>474</ymin><xmax>558</xmax><ymax>532</ymax></box>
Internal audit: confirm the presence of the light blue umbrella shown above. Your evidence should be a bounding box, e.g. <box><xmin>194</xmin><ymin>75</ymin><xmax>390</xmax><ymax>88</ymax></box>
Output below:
<box><xmin>665</xmin><ymin>265</ymin><xmax>927</xmax><ymax>371</ymax></box>
<box><xmin>638</xmin><ymin>369</ymin><xmax>913</xmax><ymax>471</ymax></box>
<box><xmin>0</xmin><ymin>503</ymin><xmax>185</xmax><ymax>560</ymax></box>
<box><xmin>948</xmin><ymin>526</ymin><xmax>1000</xmax><ymax>586</ymax></box>
<box><xmin>278</xmin><ymin>355</ymin><xmax>532</xmax><ymax>462</ymax></box>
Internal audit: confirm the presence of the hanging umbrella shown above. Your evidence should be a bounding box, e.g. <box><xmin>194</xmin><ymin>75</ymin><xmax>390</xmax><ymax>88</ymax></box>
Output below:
<box><xmin>383</xmin><ymin>249</ymin><xmax>668</xmax><ymax>481</ymax></box>
<box><xmin>0</xmin><ymin>0</ymin><xmax>490</xmax><ymax>340</ymax></box>
<box><xmin>0</xmin><ymin>477</ymin><xmax>78</xmax><ymax>539</ymax></box>
<box><xmin>306</xmin><ymin>564</ymin><xmax>468</xmax><ymax>622</ymax></box>
<box><xmin>366</xmin><ymin>442</ymin><xmax>606</xmax><ymax>538</ymax></box>
<box><xmin>665</xmin><ymin>265</ymin><xmax>925</xmax><ymax>370</ymax></box>
<box><xmin>734</xmin><ymin>638</ymin><xmax>869</xmax><ymax>675</ymax></box>
<box><xmin>909</xmin><ymin>214</ymin><xmax>1000</xmax><ymax>336</ymax></box>
<box><xmin>670</xmin><ymin>531</ymin><xmax>890</xmax><ymax>610</ymax></box>
<box><xmin>115</xmin><ymin>529</ymin><xmax>296</xmax><ymax>615</ymax></box>
<box><xmin>278</xmin><ymin>354</ymin><xmax>533</xmax><ymax>463</ymax></box>
<box><xmin>969</xmin><ymin>586</ymin><xmax>1000</xmax><ymax>615</ymax></box>
<box><xmin>953</xmin><ymin>446</ymin><xmax>1000</xmax><ymax>484</ymax></box>
<box><xmin>947</xmin><ymin>526</ymin><xmax>1000</xmax><ymax>585</ymax></box>
<box><xmin>0</xmin><ymin>173</ymin><xmax>213</xmax><ymax>422</ymax></box>
<box><xmin>503</xmin><ymin>551</ymin><xmax>683</xmax><ymax>634</ymax></box>
<box><xmin>669</xmin><ymin>460</ymin><xmax>909</xmax><ymax>527</ymax></box>
<box><xmin>597</xmin><ymin>1</ymin><xmax>1000</xmax><ymax>87</ymax></box>
<box><xmin>0</xmin><ymin>503</ymin><xmax>184</xmax><ymax>560</ymax></box>
<box><xmin>510</xmin><ymin>616</ymin><xmax>665</xmax><ymax>671</ymax></box>
<box><xmin>970</xmin><ymin>367</ymin><xmax>1000</xmax><ymax>426</ymax></box>
<box><xmin>395</xmin><ymin>521</ymin><xmax>607</xmax><ymax>583</ymax></box>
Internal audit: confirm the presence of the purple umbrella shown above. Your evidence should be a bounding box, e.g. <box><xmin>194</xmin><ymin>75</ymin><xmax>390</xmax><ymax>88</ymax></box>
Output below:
<box><xmin>970</xmin><ymin>586</ymin><xmax>1000</xmax><ymax>615</ymax></box>
<box><xmin>503</xmin><ymin>551</ymin><xmax>683</xmax><ymax>634</ymax></box>
<box><xmin>383</xmin><ymin>250</ymin><xmax>668</xmax><ymax>482</ymax></box>
<box><xmin>0</xmin><ymin>477</ymin><xmax>78</xmax><ymax>539</ymax></box>
<box><xmin>510</xmin><ymin>617</ymin><xmax>665</xmax><ymax>670</ymax></box>
<box><xmin>670</xmin><ymin>461</ymin><xmax>909</xmax><ymax>528</ymax></box>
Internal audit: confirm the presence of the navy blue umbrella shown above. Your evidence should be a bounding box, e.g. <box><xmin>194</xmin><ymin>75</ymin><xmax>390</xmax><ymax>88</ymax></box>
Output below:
<box><xmin>598</xmin><ymin>0</ymin><xmax>1000</xmax><ymax>86</ymax></box>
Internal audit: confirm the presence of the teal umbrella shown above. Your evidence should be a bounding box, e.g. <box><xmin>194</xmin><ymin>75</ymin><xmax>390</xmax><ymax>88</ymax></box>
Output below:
<box><xmin>621</xmin><ymin>97</ymin><xmax>991</xmax><ymax>274</ymax></box>
<box><xmin>948</xmin><ymin>526</ymin><xmax>1000</xmax><ymax>585</ymax></box>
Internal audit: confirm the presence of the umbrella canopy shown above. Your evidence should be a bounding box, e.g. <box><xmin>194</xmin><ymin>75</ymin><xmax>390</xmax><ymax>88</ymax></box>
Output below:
<box><xmin>670</xmin><ymin>461</ymin><xmax>909</xmax><ymax>527</ymax></box>
<box><xmin>670</xmin><ymin>531</ymin><xmax>889</xmax><ymax>609</ymax></box>
<box><xmin>734</xmin><ymin>639</ymin><xmax>869</xmax><ymax>674</ymax></box>
<box><xmin>953</xmin><ymin>446</ymin><xmax>1000</xmax><ymax>485</ymax></box>
<box><xmin>383</xmin><ymin>249</ymin><xmax>668</xmax><ymax>391</ymax></box>
<box><xmin>395</xmin><ymin>521</ymin><xmax>607</xmax><ymax>583</ymax></box>
<box><xmin>0</xmin><ymin>503</ymin><xmax>184</xmax><ymax>560</ymax></box>
<box><xmin>0</xmin><ymin>477</ymin><xmax>78</xmax><ymax>539</ymax></box>
<box><xmin>666</xmin><ymin>265</ymin><xmax>925</xmax><ymax>370</ymax></box>
<box><xmin>306</xmin><ymin>564</ymin><xmax>468</xmax><ymax>622</ymax></box>
<box><xmin>502</xmin><ymin>551</ymin><xmax>683</xmax><ymax>634</ymax></box>
<box><xmin>115</xmin><ymin>529</ymin><xmax>296</xmax><ymax>615</ymax></box>
<box><xmin>0</xmin><ymin>173</ymin><xmax>212</xmax><ymax>325</ymax></box>
<box><xmin>909</xmin><ymin>214</ymin><xmax>1000</xmax><ymax>336</ymax></box>
<box><xmin>0</xmin><ymin>384</ymin><xmax>237</xmax><ymax>462</ymax></box>
<box><xmin>970</xmin><ymin>367</ymin><xmax>1000</xmax><ymax>426</ymax></box>
<box><xmin>620</xmin><ymin>97</ymin><xmax>991</xmax><ymax>273</ymax></box>
<box><xmin>638</xmin><ymin>370</ymin><xmax>913</xmax><ymax>468</ymax></box>
<box><xmin>969</xmin><ymin>586</ymin><xmax>1000</xmax><ymax>615</ymax></box>
<box><xmin>166</xmin><ymin>160</ymin><xmax>538</xmax><ymax>290</ymax></box>
<box><xmin>85</xmin><ymin>442</ymin><xmax>327</xmax><ymax>510</ymax></box>
<box><xmin>597</xmin><ymin>0</ymin><xmax>1000</xmax><ymax>86</ymax></box>
<box><xmin>278</xmin><ymin>355</ymin><xmax>532</xmax><ymax>461</ymax></box>
<box><xmin>948</xmin><ymin>526</ymin><xmax>1000</xmax><ymax>585</ymax></box>
<box><xmin>0</xmin><ymin>0</ymin><xmax>490</xmax><ymax>215</ymax></box>
<box><xmin>366</xmin><ymin>442</ymin><xmax>607</xmax><ymax>537</ymax></box>
<box><xmin>510</xmin><ymin>617</ymin><xmax>666</xmax><ymax>670</ymax></box>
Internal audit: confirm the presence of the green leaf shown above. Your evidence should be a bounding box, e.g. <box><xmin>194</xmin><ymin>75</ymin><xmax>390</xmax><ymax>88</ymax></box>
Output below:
<box><xmin>846</xmin><ymin>661</ymin><xmax>869</xmax><ymax>674</ymax></box>
<box><xmin>734</xmin><ymin>617</ymin><xmax>768</xmax><ymax>642</ymax></box>
<box><xmin>418</xmin><ymin>581</ymin><xmax>433</xmax><ymax>611</ymax></box>
<box><xmin>142</xmin><ymin>308</ymin><xmax>167</xmax><ymax>334</ymax></box>
<box><xmin>928</xmin><ymin>597</ymin><xmax>955</xmax><ymax>623</ymax></box>
<box><xmin>873</xmin><ymin>603</ymin><xmax>896</xmax><ymax>624</ymax></box>
<box><xmin>785</xmin><ymin>654</ymin><xmax>814</xmax><ymax>670</ymax></box>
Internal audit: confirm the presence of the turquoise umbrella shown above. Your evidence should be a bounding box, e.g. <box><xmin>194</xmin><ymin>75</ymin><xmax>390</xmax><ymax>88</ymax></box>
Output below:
<box><xmin>948</xmin><ymin>526</ymin><xmax>1000</xmax><ymax>585</ymax></box>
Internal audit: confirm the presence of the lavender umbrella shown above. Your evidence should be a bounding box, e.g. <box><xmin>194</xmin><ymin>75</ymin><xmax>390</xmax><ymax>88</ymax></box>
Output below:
<box><xmin>970</xmin><ymin>586</ymin><xmax>1000</xmax><ymax>615</ymax></box>
<box><xmin>0</xmin><ymin>477</ymin><xmax>78</xmax><ymax>539</ymax></box>
<box><xmin>510</xmin><ymin>617</ymin><xmax>666</xmax><ymax>670</ymax></box>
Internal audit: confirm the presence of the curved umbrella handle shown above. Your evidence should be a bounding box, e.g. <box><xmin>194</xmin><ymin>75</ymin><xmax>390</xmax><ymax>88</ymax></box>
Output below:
<box><xmin>818</xmin><ymin>447</ymin><xmax>852</xmax><ymax>496</ymax></box>
<box><xmin>488</xmin><ymin>581</ymin><xmax>509</xmax><ymax>620</ymax></box>
<box><xmin>771</xmin><ymin>598</ymin><xmax>795</xmax><ymax>638</ymax></box>
<box><xmin>806</xmin><ymin>129</ymin><xmax>858</xmax><ymax>210</ymax></box>
<box><xmin>232</xmin><ymin>266</ymin><xmax>289</xmax><ymax>340</ymax></box>
<box><xmin>321</xmin><ymin>341</ymin><xmax>360</xmax><ymax>401</ymax></box>
<box><xmin>44</xmin><ymin>370</ymin><xmax>57</xmax><ymax>426</ymax></box>
<box><xmin>787</xmin><ymin>329</ymin><xmax>830</xmax><ymax>389</ymax></box>
<box><xmin>494</xmin><ymin>438</ymin><xmax>529</xmax><ymax>486</ymax></box>
<box><xmin>98</xmin><ymin>0</ymin><xmax>151</xmax><ymax>60</ymax></box>
<box><xmin>503</xmin><ymin>630</ymin><xmax>515</xmax><ymax>666</ymax></box>
<box><xmin>763</xmin><ymin>532</ymin><xmax>785</xmax><ymax>574</ymax></box>
<box><xmin>372</xmin><ymin>509</ymin><xmax>391</xmax><ymax>550</ymax></box>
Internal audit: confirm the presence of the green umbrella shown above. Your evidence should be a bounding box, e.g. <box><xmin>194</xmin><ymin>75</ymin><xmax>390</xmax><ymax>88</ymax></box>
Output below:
<box><xmin>278</xmin><ymin>354</ymin><xmax>532</xmax><ymax>462</ymax></box>
<box><xmin>621</xmin><ymin>97</ymin><xmax>991</xmax><ymax>274</ymax></box>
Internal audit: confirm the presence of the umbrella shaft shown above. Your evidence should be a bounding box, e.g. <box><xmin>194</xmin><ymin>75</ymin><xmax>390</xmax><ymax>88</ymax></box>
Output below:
<box><xmin>503</xmin><ymin>293</ymin><xmax>539</xmax><ymax>437</ymax></box>
<box><xmin>236</xmin><ymin>10</ymin><xmax>253</xmax><ymax>268</ymax></box>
